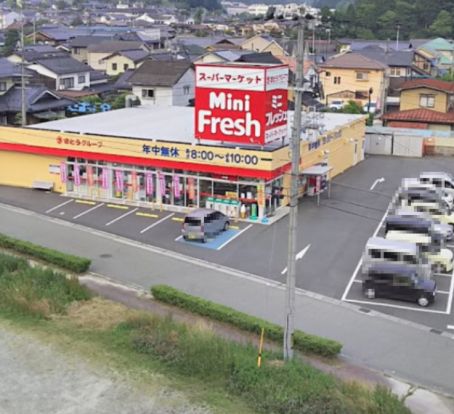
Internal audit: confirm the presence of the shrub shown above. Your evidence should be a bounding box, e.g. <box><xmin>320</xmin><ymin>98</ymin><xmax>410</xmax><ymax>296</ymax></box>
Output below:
<box><xmin>150</xmin><ymin>284</ymin><xmax>342</xmax><ymax>357</ymax></box>
<box><xmin>0</xmin><ymin>233</ymin><xmax>91</xmax><ymax>273</ymax></box>
<box><xmin>0</xmin><ymin>252</ymin><xmax>91</xmax><ymax>318</ymax></box>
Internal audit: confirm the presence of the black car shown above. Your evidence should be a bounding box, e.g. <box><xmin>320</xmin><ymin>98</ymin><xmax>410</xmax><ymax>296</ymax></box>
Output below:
<box><xmin>363</xmin><ymin>262</ymin><xmax>436</xmax><ymax>307</ymax></box>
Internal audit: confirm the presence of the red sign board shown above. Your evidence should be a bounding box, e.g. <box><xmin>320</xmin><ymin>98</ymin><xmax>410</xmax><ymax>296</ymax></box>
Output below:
<box><xmin>195</xmin><ymin>64</ymin><xmax>288</xmax><ymax>145</ymax></box>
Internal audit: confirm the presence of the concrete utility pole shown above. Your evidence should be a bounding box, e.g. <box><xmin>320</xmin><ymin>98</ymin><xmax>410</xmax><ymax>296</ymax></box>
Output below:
<box><xmin>19</xmin><ymin>1</ymin><xmax>26</xmax><ymax>127</ymax></box>
<box><xmin>283</xmin><ymin>17</ymin><xmax>306</xmax><ymax>361</ymax></box>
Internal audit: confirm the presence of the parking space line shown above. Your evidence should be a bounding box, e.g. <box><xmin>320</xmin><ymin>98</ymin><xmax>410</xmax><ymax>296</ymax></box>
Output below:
<box><xmin>353</xmin><ymin>279</ymin><xmax>362</xmax><ymax>283</ymax></box>
<box><xmin>75</xmin><ymin>200</ymin><xmax>96</xmax><ymax>205</ymax></box>
<box><xmin>216</xmin><ymin>224</ymin><xmax>252</xmax><ymax>251</ymax></box>
<box><xmin>106</xmin><ymin>204</ymin><xmax>128</xmax><ymax>210</ymax></box>
<box><xmin>175</xmin><ymin>235</ymin><xmax>182</xmax><ymax>242</ymax></box>
<box><xmin>73</xmin><ymin>203</ymin><xmax>104</xmax><ymax>219</ymax></box>
<box><xmin>436</xmin><ymin>290</ymin><xmax>450</xmax><ymax>295</ymax></box>
<box><xmin>230</xmin><ymin>225</ymin><xmax>240</xmax><ymax>230</ymax></box>
<box><xmin>105</xmin><ymin>208</ymin><xmax>138</xmax><ymax>226</ymax></box>
<box><xmin>447</xmin><ymin>325</ymin><xmax>454</xmax><ymax>330</ymax></box>
<box><xmin>447</xmin><ymin>244</ymin><xmax>454</xmax><ymax>249</ymax></box>
<box><xmin>140</xmin><ymin>213</ymin><xmax>174</xmax><ymax>234</ymax></box>
<box><xmin>344</xmin><ymin>298</ymin><xmax>448</xmax><ymax>314</ymax></box>
<box><xmin>172</xmin><ymin>217</ymin><xmax>184</xmax><ymax>222</ymax></box>
<box><xmin>446</xmin><ymin>268</ymin><xmax>454</xmax><ymax>315</ymax></box>
<box><xmin>433</xmin><ymin>273</ymin><xmax>452</xmax><ymax>278</ymax></box>
<box><xmin>45</xmin><ymin>199</ymin><xmax>73</xmax><ymax>213</ymax></box>
<box><xmin>136</xmin><ymin>212</ymin><xmax>159</xmax><ymax>218</ymax></box>
<box><xmin>341</xmin><ymin>207</ymin><xmax>390</xmax><ymax>302</ymax></box>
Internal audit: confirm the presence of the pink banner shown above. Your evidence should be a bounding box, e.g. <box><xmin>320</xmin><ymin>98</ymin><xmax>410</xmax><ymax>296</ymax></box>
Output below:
<box><xmin>101</xmin><ymin>168</ymin><xmax>109</xmax><ymax>189</ymax></box>
<box><xmin>188</xmin><ymin>177</ymin><xmax>195</xmax><ymax>200</ymax></box>
<box><xmin>173</xmin><ymin>175</ymin><xmax>181</xmax><ymax>198</ymax></box>
<box><xmin>145</xmin><ymin>172</ymin><xmax>154</xmax><ymax>195</ymax></box>
<box><xmin>115</xmin><ymin>170</ymin><xmax>124</xmax><ymax>192</ymax></box>
<box><xmin>60</xmin><ymin>162</ymin><xmax>67</xmax><ymax>183</ymax></box>
<box><xmin>158</xmin><ymin>172</ymin><xmax>165</xmax><ymax>195</ymax></box>
<box><xmin>73</xmin><ymin>164</ymin><xmax>80</xmax><ymax>186</ymax></box>
<box><xmin>87</xmin><ymin>165</ymin><xmax>94</xmax><ymax>187</ymax></box>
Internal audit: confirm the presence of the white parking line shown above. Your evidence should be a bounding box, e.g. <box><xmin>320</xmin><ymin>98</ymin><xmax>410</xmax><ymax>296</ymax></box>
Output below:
<box><xmin>344</xmin><ymin>298</ymin><xmax>448</xmax><ymax>314</ymax></box>
<box><xmin>73</xmin><ymin>203</ymin><xmax>104</xmax><ymax>219</ymax></box>
<box><xmin>175</xmin><ymin>235</ymin><xmax>182</xmax><ymax>242</ymax></box>
<box><xmin>447</xmin><ymin>325</ymin><xmax>454</xmax><ymax>330</ymax></box>
<box><xmin>433</xmin><ymin>273</ymin><xmax>453</xmax><ymax>278</ymax></box>
<box><xmin>341</xmin><ymin>206</ymin><xmax>390</xmax><ymax>302</ymax></box>
<box><xmin>216</xmin><ymin>224</ymin><xmax>253</xmax><ymax>250</ymax></box>
<box><xmin>436</xmin><ymin>290</ymin><xmax>450</xmax><ymax>295</ymax></box>
<box><xmin>45</xmin><ymin>199</ymin><xmax>73</xmax><ymax>213</ymax></box>
<box><xmin>446</xmin><ymin>268</ymin><xmax>454</xmax><ymax>315</ymax></box>
<box><xmin>140</xmin><ymin>213</ymin><xmax>174</xmax><ymax>234</ymax></box>
<box><xmin>105</xmin><ymin>208</ymin><xmax>138</xmax><ymax>226</ymax></box>
<box><xmin>447</xmin><ymin>244</ymin><xmax>454</xmax><ymax>249</ymax></box>
<box><xmin>353</xmin><ymin>279</ymin><xmax>362</xmax><ymax>283</ymax></box>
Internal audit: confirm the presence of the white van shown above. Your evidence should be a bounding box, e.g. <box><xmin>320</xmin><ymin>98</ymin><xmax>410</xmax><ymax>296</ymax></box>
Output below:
<box><xmin>362</xmin><ymin>237</ymin><xmax>432</xmax><ymax>279</ymax></box>
<box><xmin>385</xmin><ymin>230</ymin><xmax>453</xmax><ymax>273</ymax></box>
<box><xmin>409</xmin><ymin>201</ymin><xmax>454</xmax><ymax>229</ymax></box>
<box><xmin>401</xmin><ymin>178</ymin><xmax>453</xmax><ymax>209</ymax></box>
<box><xmin>420</xmin><ymin>172</ymin><xmax>454</xmax><ymax>198</ymax></box>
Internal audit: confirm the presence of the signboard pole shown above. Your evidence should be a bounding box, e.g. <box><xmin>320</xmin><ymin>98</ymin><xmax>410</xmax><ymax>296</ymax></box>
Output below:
<box><xmin>283</xmin><ymin>19</ymin><xmax>305</xmax><ymax>361</ymax></box>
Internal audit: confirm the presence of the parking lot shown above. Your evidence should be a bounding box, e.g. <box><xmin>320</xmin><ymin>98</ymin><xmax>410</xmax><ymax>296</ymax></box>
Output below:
<box><xmin>2</xmin><ymin>155</ymin><xmax>454</xmax><ymax>332</ymax></box>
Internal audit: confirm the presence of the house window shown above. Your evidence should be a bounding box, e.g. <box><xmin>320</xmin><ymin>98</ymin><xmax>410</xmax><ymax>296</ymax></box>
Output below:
<box><xmin>183</xmin><ymin>85</ymin><xmax>190</xmax><ymax>95</ymax></box>
<box><xmin>112</xmin><ymin>63</ymin><xmax>117</xmax><ymax>71</ymax></box>
<box><xmin>356</xmin><ymin>71</ymin><xmax>368</xmax><ymax>81</ymax></box>
<box><xmin>74</xmin><ymin>47</ymin><xmax>80</xmax><ymax>55</ymax></box>
<box><xmin>420</xmin><ymin>94</ymin><xmax>435</xmax><ymax>108</ymax></box>
<box><xmin>355</xmin><ymin>90</ymin><xmax>368</xmax><ymax>100</ymax></box>
<box><xmin>142</xmin><ymin>89</ymin><xmax>155</xmax><ymax>99</ymax></box>
<box><xmin>325</xmin><ymin>71</ymin><xmax>331</xmax><ymax>77</ymax></box>
<box><xmin>333</xmin><ymin>76</ymin><xmax>341</xmax><ymax>84</ymax></box>
<box><xmin>78</xmin><ymin>75</ymin><xmax>85</xmax><ymax>84</ymax></box>
<box><xmin>0</xmin><ymin>82</ymin><xmax>7</xmax><ymax>91</ymax></box>
<box><xmin>123</xmin><ymin>63</ymin><xmax>129</xmax><ymax>70</ymax></box>
<box><xmin>59</xmin><ymin>77</ymin><xmax>74</xmax><ymax>89</ymax></box>
<box><xmin>390</xmin><ymin>68</ymin><xmax>401</xmax><ymax>77</ymax></box>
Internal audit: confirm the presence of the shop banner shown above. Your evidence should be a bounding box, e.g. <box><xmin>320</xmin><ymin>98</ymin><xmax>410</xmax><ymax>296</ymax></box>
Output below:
<box><xmin>60</xmin><ymin>162</ymin><xmax>67</xmax><ymax>183</ymax></box>
<box><xmin>86</xmin><ymin>165</ymin><xmax>94</xmax><ymax>187</ymax></box>
<box><xmin>115</xmin><ymin>170</ymin><xmax>124</xmax><ymax>192</ymax></box>
<box><xmin>158</xmin><ymin>172</ymin><xmax>165</xmax><ymax>195</ymax></box>
<box><xmin>73</xmin><ymin>163</ymin><xmax>80</xmax><ymax>186</ymax></box>
<box><xmin>188</xmin><ymin>177</ymin><xmax>195</xmax><ymax>200</ymax></box>
<box><xmin>145</xmin><ymin>172</ymin><xmax>154</xmax><ymax>195</ymax></box>
<box><xmin>173</xmin><ymin>175</ymin><xmax>181</xmax><ymax>198</ymax></box>
<box><xmin>131</xmin><ymin>171</ymin><xmax>137</xmax><ymax>193</ymax></box>
<box><xmin>101</xmin><ymin>168</ymin><xmax>109</xmax><ymax>189</ymax></box>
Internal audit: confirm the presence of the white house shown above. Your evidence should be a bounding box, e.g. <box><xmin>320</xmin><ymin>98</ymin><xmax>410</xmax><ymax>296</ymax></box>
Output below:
<box><xmin>129</xmin><ymin>60</ymin><xmax>194</xmax><ymax>106</ymax></box>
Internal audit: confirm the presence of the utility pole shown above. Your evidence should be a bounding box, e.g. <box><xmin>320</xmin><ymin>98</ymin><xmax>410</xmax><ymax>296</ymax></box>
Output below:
<box><xmin>395</xmin><ymin>22</ymin><xmax>401</xmax><ymax>51</ymax></box>
<box><xmin>19</xmin><ymin>0</ymin><xmax>26</xmax><ymax>127</ymax></box>
<box><xmin>283</xmin><ymin>16</ymin><xmax>306</xmax><ymax>361</ymax></box>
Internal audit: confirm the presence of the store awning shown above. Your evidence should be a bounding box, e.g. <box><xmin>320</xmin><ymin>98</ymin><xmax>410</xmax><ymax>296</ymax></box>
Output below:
<box><xmin>301</xmin><ymin>165</ymin><xmax>332</xmax><ymax>176</ymax></box>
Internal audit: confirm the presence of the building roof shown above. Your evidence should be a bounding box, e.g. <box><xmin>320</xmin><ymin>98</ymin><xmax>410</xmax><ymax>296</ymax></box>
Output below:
<box><xmin>128</xmin><ymin>60</ymin><xmax>192</xmax><ymax>87</ymax></box>
<box><xmin>320</xmin><ymin>52</ymin><xmax>387</xmax><ymax>70</ymax></box>
<box><xmin>32</xmin><ymin>56</ymin><xmax>89</xmax><ymax>75</ymax></box>
<box><xmin>419</xmin><ymin>38</ymin><xmax>454</xmax><ymax>52</ymax></box>
<box><xmin>357</xmin><ymin>48</ymin><xmax>414</xmax><ymax>67</ymax></box>
<box><xmin>235</xmin><ymin>51</ymin><xmax>282</xmax><ymax>64</ymax></box>
<box><xmin>114</xmin><ymin>69</ymin><xmax>134</xmax><ymax>89</ymax></box>
<box><xmin>399</xmin><ymin>78</ymin><xmax>454</xmax><ymax>93</ymax></box>
<box><xmin>0</xmin><ymin>58</ymin><xmax>31</xmax><ymax>78</ymax></box>
<box><xmin>27</xmin><ymin>105</ymin><xmax>364</xmax><ymax>149</ymax></box>
<box><xmin>0</xmin><ymin>85</ymin><xmax>74</xmax><ymax>113</ymax></box>
<box><xmin>12</xmin><ymin>44</ymin><xmax>68</xmax><ymax>62</ymax></box>
<box><xmin>87</xmin><ymin>40</ymin><xmax>145</xmax><ymax>53</ymax></box>
<box><xmin>383</xmin><ymin>108</ymin><xmax>454</xmax><ymax>125</ymax></box>
<box><xmin>68</xmin><ymin>35</ymin><xmax>115</xmax><ymax>48</ymax></box>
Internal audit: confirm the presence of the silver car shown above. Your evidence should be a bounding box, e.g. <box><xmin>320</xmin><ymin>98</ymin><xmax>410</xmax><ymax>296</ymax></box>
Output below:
<box><xmin>182</xmin><ymin>209</ymin><xmax>230</xmax><ymax>243</ymax></box>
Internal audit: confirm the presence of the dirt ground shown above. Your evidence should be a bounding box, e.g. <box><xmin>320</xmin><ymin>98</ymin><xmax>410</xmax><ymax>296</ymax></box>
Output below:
<box><xmin>0</xmin><ymin>321</ymin><xmax>211</xmax><ymax>414</ymax></box>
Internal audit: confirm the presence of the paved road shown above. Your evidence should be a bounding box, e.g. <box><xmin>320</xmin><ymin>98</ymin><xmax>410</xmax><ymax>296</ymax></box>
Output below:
<box><xmin>0</xmin><ymin>202</ymin><xmax>454</xmax><ymax>397</ymax></box>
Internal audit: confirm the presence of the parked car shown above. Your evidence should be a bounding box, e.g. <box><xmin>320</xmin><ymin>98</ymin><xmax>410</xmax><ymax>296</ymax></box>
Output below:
<box><xmin>328</xmin><ymin>100</ymin><xmax>344</xmax><ymax>111</ymax></box>
<box><xmin>401</xmin><ymin>178</ymin><xmax>453</xmax><ymax>209</ymax></box>
<box><xmin>396</xmin><ymin>188</ymin><xmax>452</xmax><ymax>212</ymax></box>
<box><xmin>407</xmin><ymin>201</ymin><xmax>454</xmax><ymax>229</ymax></box>
<box><xmin>420</xmin><ymin>172</ymin><xmax>454</xmax><ymax>198</ymax></box>
<box><xmin>363</xmin><ymin>102</ymin><xmax>377</xmax><ymax>114</ymax></box>
<box><xmin>181</xmin><ymin>208</ymin><xmax>229</xmax><ymax>243</ymax></box>
<box><xmin>362</xmin><ymin>262</ymin><xmax>436</xmax><ymax>307</ymax></box>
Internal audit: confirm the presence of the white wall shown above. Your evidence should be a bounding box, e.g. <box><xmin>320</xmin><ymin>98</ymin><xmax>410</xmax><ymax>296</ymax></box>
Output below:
<box><xmin>28</xmin><ymin>64</ymin><xmax>90</xmax><ymax>91</ymax></box>
<box><xmin>172</xmin><ymin>68</ymin><xmax>195</xmax><ymax>106</ymax></box>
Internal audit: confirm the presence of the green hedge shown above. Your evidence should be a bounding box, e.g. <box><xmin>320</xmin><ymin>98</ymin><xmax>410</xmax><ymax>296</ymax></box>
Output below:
<box><xmin>0</xmin><ymin>233</ymin><xmax>91</xmax><ymax>274</ymax></box>
<box><xmin>151</xmin><ymin>284</ymin><xmax>342</xmax><ymax>358</ymax></box>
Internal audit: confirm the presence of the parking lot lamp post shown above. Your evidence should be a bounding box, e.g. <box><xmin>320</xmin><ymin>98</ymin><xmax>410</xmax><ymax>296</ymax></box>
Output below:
<box><xmin>367</xmin><ymin>87</ymin><xmax>373</xmax><ymax>114</ymax></box>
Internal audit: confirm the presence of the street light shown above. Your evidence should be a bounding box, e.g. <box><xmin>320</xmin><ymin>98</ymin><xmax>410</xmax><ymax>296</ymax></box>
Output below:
<box><xmin>367</xmin><ymin>87</ymin><xmax>373</xmax><ymax>113</ymax></box>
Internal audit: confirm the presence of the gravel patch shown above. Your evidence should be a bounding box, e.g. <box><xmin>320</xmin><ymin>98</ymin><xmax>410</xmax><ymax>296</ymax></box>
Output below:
<box><xmin>0</xmin><ymin>323</ymin><xmax>211</xmax><ymax>414</ymax></box>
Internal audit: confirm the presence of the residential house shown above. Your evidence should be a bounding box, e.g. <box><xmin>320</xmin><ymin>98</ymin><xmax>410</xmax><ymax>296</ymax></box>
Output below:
<box><xmin>129</xmin><ymin>60</ymin><xmax>194</xmax><ymax>106</ymax></box>
<box><xmin>27</xmin><ymin>56</ymin><xmax>91</xmax><ymax>91</ymax></box>
<box><xmin>68</xmin><ymin>36</ymin><xmax>115</xmax><ymax>63</ymax></box>
<box><xmin>417</xmin><ymin>38</ymin><xmax>454</xmax><ymax>75</ymax></box>
<box><xmin>319</xmin><ymin>52</ymin><xmax>388</xmax><ymax>112</ymax></box>
<box><xmin>7</xmin><ymin>45</ymin><xmax>68</xmax><ymax>64</ymax></box>
<box><xmin>0</xmin><ymin>85</ymin><xmax>74</xmax><ymax>125</ymax></box>
<box><xmin>356</xmin><ymin>47</ymin><xmax>432</xmax><ymax>111</ymax></box>
<box><xmin>382</xmin><ymin>79</ymin><xmax>454</xmax><ymax>131</ymax></box>
<box><xmin>102</xmin><ymin>49</ymin><xmax>149</xmax><ymax>76</ymax></box>
<box><xmin>87</xmin><ymin>40</ymin><xmax>149</xmax><ymax>71</ymax></box>
<box><xmin>0</xmin><ymin>58</ymin><xmax>33</xmax><ymax>96</ymax></box>
<box><xmin>241</xmin><ymin>34</ymin><xmax>286</xmax><ymax>57</ymax></box>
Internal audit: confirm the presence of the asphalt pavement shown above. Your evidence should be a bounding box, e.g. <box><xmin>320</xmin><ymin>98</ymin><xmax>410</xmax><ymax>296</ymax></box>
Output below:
<box><xmin>1</xmin><ymin>201</ymin><xmax>454</xmax><ymax>399</ymax></box>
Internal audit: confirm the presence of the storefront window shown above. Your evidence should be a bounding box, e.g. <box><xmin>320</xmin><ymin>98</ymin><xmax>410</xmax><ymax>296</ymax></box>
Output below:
<box><xmin>239</xmin><ymin>183</ymin><xmax>258</xmax><ymax>219</ymax></box>
<box><xmin>199</xmin><ymin>178</ymin><xmax>213</xmax><ymax>208</ymax></box>
<box><xmin>186</xmin><ymin>176</ymin><xmax>197</xmax><ymax>207</ymax></box>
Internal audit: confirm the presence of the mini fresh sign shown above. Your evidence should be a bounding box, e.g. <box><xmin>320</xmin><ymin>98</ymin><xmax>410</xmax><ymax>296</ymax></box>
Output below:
<box><xmin>195</xmin><ymin>63</ymin><xmax>289</xmax><ymax>145</ymax></box>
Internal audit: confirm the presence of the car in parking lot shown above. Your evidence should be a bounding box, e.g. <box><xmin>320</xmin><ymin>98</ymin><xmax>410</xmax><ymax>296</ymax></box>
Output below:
<box><xmin>328</xmin><ymin>100</ymin><xmax>344</xmax><ymax>111</ymax></box>
<box><xmin>362</xmin><ymin>262</ymin><xmax>436</xmax><ymax>307</ymax></box>
<box><xmin>420</xmin><ymin>172</ymin><xmax>454</xmax><ymax>198</ymax></box>
<box><xmin>396</xmin><ymin>188</ymin><xmax>452</xmax><ymax>212</ymax></box>
<box><xmin>181</xmin><ymin>208</ymin><xmax>229</xmax><ymax>243</ymax></box>
<box><xmin>401</xmin><ymin>178</ymin><xmax>453</xmax><ymax>208</ymax></box>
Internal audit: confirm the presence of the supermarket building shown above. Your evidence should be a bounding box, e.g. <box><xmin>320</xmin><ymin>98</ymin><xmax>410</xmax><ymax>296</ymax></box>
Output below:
<box><xmin>0</xmin><ymin>63</ymin><xmax>366</xmax><ymax>222</ymax></box>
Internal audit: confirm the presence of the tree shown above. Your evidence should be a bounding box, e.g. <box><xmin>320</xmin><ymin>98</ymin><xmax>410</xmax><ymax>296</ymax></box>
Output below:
<box><xmin>2</xmin><ymin>30</ymin><xmax>19</xmax><ymax>57</ymax></box>
<box><xmin>341</xmin><ymin>100</ymin><xmax>363</xmax><ymax>114</ymax></box>
<box><xmin>70</xmin><ymin>16</ymin><xmax>84</xmax><ymax>26</ymax></box>
<box><xmin>429</xmin><ymin>10</ymin><xmax>453</xmax><ymax>37</ymax></box>
<box><xmin>193</xmin><ymin>7</ymin><xmax>204</xmax><ymax>24</ymax></box>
